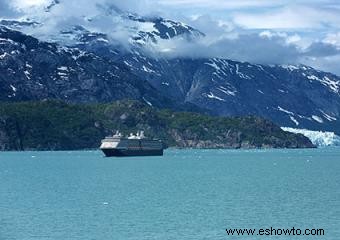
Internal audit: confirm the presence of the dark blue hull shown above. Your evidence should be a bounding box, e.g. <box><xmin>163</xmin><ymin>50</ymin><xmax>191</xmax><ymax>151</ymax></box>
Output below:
<box><xmin>101</xmin><ymin>148</ymin><xmax>164</xmax><ymax>157</ymax></box>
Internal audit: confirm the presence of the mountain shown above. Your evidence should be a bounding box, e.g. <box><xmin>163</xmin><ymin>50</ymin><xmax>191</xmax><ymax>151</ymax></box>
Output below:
<box><xmin>0</xmin><ymin>100</ymin><xmax>314</xmax><ymax>151</ymax></box>
<box><xmin>122</xmin><ymin>57</ymin><xmax>340</xmax><ymax>134</ymax></box>
<box><xmin>0</xmin><ymin>26</ymin><xmax>152</xmax><ymax>102</ymax></box>
<box><xmin>0</xmin><ymin>26</ymin><xmax>201</xmax><ymax>112</ymax></box>
<box><xmin>1</xmin><ymin>6</ymin><xmax>340</xmax><ymax>135</ymax></box>
<box><xmin>0</xmin><ymin>3</ymin><xmax>204</xmax><ymax>47</ymax></box>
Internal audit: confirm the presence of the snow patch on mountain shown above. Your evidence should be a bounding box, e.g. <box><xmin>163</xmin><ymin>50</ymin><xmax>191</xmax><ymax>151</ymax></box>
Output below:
<box><xmin>278</xmin><ymin>106</ymin><xmax>294</xmax><ymax>115</ymax></box>
<box><xmin>321</xmin><ymin>76</ymin><xmax>340</xmax><ymax>93</ymax></box>
<box><xmin>142</xmin><ymin>65</ymin><xmax>156</xmax><ymax>73</ymax></box>
<box><xmin>0</xmin><ymin>52</ymin><xmax>9</xmax><ymax>59</ymax></box>
<box><xmin>10</xmin><ymin>85</ymin><xmax>17</xmax><ymax>92</ymax></box>
<box><xmin>24</xmin><ymin>70</ymin><xmax>31</xmax><ymax>79</ymax></box>
<box><xmin>304</xmin><ymin>74</ymin><xmax>340</xmax><ymax>93</ymax></box>
<box><xmin>282</xmin><ymin>127</ymin><xmax>340</xmax><ymax>146</ymax></box>
<box><xmin>142</xmin><ymin>97</ymin><xmax>153</xmax><ymax>106</ymax></box>
<box><xmin>204</xmin><ymin>92</ymin><xmax>226</xmax><ymax>101</ymax></box>
<box><xmin>137</xmin><ymin>22</ymin><xmax>158</xmax><ymax>34</ymax></box>
<box><xmin>280</xmin><ymin>65</ymin><xmax>299</xmax><ymax>71</ymax></box>
<box><xmin>217</xmin><ymin>86</ymin><xmax>236</xmax><ymax>96</ymax></box>
<box><xmin>205</xmin><ymin>61</ymin><xmax>220</xmax><ymax>71</ymax></box>
<box><xmin>319</xmin><ymin>110</ymin><xmax>337</xmax><ymax>121</ymax></box>
<box><xmin>312</xmin><ymin>115</ymin><xmax>324</xmax><ymax>123</ymax></box>
<box><xmin>289</xmin><ymin>116</ymin><xmax>299</xmax><ymax>126</ymax></box>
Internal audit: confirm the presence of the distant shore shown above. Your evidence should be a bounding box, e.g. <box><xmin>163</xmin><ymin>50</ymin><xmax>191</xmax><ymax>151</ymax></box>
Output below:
<box><xmin>0</xmin><ymin>100</ymin><xmax>315</xmax><ymax>151</ymax></box>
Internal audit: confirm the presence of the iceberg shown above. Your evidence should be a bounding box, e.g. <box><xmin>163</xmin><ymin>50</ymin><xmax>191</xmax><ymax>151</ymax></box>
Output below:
<box><xmin>282</xmin><ymin>127</ymin><xmax>340</xmax><ymax>147</ymax></box>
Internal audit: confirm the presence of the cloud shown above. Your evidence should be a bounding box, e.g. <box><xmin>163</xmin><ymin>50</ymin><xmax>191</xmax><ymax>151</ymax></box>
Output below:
<box><xmin>10</xmin><ymin>0</ymin><xmax>50</xmax><ymax>11</ymax></box>
<box><xmin>185</xmin><ymin>14</ymin><xmax>235</xmax><ymax>38</ymax></box>
<box><xmin>301</xmin><ymin>40</ymin><xmax>340</xmax><ymax>74</ymax></box>
<box><xmin>0</xmin><ymin>1</ymin><xmax>20</xmax><ymax>17</ymax></box>
<box><xmin>304</xmin><ymin>42</ymin><xmax>340</xmax><ymax>57</ymax></box>
<box><xmin>324</xmin><ymin>32</ymin><xmax>340</xmax><ymax>48</ymax></box>
<box><xmin>142</xmin><ymin>18</ymin><xmax>340</xmax><ymax>74</ymax></box>
<box><xmin>233</xmin><ymin>4</ymin><xmax>340</xmax><ymax>30</ymax></box>
<box><xmin>4</xmin><ymin>0</ymin><xmax>155</xmax><ymax>16</ymax></box>
<box><xmin>4</xmin><ymin>0</ymin><xmax>156</xmax><ymax>49</ymax></box>
<box><xmin>145</xmin><ymin>31</ymin><xmax>301</xmax><ymax>65</ymax></box>
<box><xmin>1</xmin><ymin>0</ymin><xmax>340</xmax><ymax>75</ymax></box>
<box><xmin>156</xmin><ymin>0</ymin><xmax>283</xmax><ymax>9</ymax></box>
<box><xmin>302</xmin><ymin>54</ymin><xmax>340</xmax><ymax>75</ymax></box>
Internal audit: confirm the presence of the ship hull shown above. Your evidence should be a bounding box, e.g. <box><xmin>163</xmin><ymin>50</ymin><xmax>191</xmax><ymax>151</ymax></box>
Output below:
<box><xmin>101</xmin><ymin>148</ymin><xmax>164</xmax><ymax>157</ymax></box>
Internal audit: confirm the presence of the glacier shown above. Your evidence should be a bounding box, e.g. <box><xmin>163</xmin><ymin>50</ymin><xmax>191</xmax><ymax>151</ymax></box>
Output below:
<box><xmin>282</xmin><ymin>127</ymin><xmax>340</xmax><ymax>147</ymax></box>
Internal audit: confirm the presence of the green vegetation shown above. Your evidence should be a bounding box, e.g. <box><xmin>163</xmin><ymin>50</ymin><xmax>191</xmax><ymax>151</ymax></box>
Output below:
<box><xmin>0</xmin><ymin>100</ymin><xmax>314</xmax><ymax>150</ymax></box>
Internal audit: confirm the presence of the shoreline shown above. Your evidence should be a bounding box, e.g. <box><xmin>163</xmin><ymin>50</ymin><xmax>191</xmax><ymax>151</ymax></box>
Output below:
<box><xmin>1</xmin><ymin>145</ymin><xmax>325</xmax><ymax>153</ymax></box>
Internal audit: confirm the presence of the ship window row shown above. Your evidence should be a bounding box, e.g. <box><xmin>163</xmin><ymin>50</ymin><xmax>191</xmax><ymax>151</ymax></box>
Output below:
<box><xmin>127</xmin><ymin>143</ymin><xmax>161</xmax><ymax>147</ymax></box>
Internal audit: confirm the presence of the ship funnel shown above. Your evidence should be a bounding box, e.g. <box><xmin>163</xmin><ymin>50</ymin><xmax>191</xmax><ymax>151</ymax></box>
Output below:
<box><xmin>140</xmin><ymin>131</ymin><xmax>145</xmax><ymax>138</ymax></box>
<box><xmin>113</xmin><ymin>130</ymin><xmax>122</xmax><ymax>138</ymax></box>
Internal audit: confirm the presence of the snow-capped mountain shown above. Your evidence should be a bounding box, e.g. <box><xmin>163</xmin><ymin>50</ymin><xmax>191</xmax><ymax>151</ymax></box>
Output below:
<box><xmin>128</xmin><ymin>16</ymin><xmax>204</xmax><ymax>45</ymax></box>
<box><xmin>0</xmin><ymin>19</ymin><xmax>40</xmax><ymax>29</ymax></box>
<box><xmin>0</xmin><ymin>26</ymin><xmax>198</xmax><ymax>111</ymax></box>
<box><xmin>117</xmin><ymin>55</ymin><xmax>340</xmax><ymax>133</ymax></box>
<box><xmin>1</xmin><ymin>6</ymin><xmax>340</xmax><ymax>135</ymax></box>
<box><xmin>0</xmin><ymin>2</ymin><xmax>203</xmax><ymax>48</ymax></box>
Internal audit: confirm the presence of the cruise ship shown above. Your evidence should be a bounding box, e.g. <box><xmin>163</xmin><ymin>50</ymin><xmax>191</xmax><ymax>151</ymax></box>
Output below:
<box><xmin>100</xmin><ymin>131</ymin><xmax>166</xmax><ymax>157</ymax></box>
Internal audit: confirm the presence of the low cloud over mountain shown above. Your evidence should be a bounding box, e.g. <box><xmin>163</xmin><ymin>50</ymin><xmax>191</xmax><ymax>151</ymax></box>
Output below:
<box><xmin>1</xmin><ymin>0</ymin><xmax>340</xmax><ymax>74</ymax></box>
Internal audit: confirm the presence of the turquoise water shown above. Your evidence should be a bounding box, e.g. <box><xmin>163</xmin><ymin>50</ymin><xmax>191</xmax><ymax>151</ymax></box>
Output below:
<box><xmin>0</xmin><ymin>148</ymin><xmax>339</xmax><ymax>240</ymax></box>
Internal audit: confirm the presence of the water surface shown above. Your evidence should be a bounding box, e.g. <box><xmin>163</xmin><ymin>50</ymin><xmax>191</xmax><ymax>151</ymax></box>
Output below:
<box><xmin>1</xmin><ymin>148</ymin><xmax>339</xmax><ymax>239</ymax></box>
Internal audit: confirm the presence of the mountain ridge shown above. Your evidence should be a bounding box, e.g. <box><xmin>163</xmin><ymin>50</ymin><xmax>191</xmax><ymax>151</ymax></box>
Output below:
<box><xmin>1</xmin><ymin>8</ymin><xmax>340</xmax><ymax>135</ymax></box>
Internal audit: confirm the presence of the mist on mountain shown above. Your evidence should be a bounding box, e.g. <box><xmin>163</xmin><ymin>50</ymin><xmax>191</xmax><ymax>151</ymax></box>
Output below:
<box><xmin>2</xmin><ymin>0</ymin><xmax>340</xmax><ymax>75</ymax></box>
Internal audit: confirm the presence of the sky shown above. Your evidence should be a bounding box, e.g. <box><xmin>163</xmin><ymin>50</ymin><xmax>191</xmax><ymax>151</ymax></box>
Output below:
<box><xmin>1</xmin><ymin>0</ymin><xmax>340</xmax><ymax>75</ymax></box>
